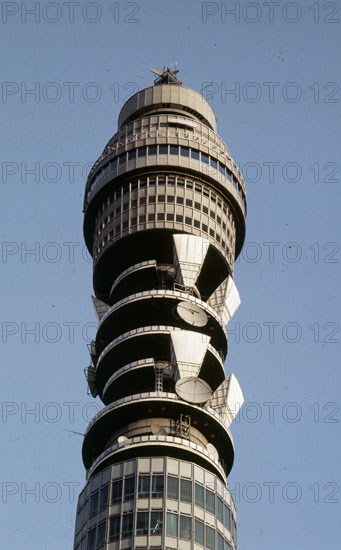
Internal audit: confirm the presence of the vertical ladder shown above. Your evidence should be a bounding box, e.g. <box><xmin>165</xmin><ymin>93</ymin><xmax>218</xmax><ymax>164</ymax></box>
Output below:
<box><xmin>155</xmin><ymin>367</ymin><xmax>163</xmax><ymax>392</ymax></box>
<box><xmin>176</xmin><ymin>414</ymin><xmax>191</xmax><ymax>439</ymax></box>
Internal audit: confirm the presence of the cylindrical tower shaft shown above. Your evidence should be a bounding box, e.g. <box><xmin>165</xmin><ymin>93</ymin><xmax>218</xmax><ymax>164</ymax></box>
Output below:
<box><xmin>74</xmin><ymin>68</ymin><xmax>246</xmax><ymax>550</ymax></box>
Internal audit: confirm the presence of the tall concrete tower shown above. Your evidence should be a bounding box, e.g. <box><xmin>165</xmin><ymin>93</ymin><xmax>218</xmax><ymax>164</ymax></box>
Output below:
<box><xmin>74</xmin><ymin>68</ymin><xmax>246</xmax><ymax>550</ymax></box>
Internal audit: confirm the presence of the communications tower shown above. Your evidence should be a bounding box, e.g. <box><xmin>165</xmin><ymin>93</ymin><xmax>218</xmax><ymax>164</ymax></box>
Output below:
<box><xmin>73</xmin><ymin>67</ymin><xmax>247</xmax><ymax>550</ymax></box>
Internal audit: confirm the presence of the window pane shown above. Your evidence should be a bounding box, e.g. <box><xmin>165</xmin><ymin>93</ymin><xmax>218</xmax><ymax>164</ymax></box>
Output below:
<box><xmin>170</xmin><ymin>145</ymin><xmax>179</xmax><ymax>155</ymax></box>
<box><xmin>180</xmin><ymin>146</ymin><xmax>189</xmax><ymax>157</ymax></box>
<box><xmin>128</xmin><ymin>150</ymin><xmax>136</xmax><ymax>161</ymax></box>
<box><xmin>180</xmin><ymin>479</ymin><xmax>192</xmax><ymax>503</ymax></box>
<box><xmin>122</xmin><ymin>512</ymin><xmax>133</xmax><ymax>539</ymax></box>
<box><xmin>180</xmin><ymin>515</ymin><xmax>192</xmax><ymax>540</ymax></box>
<box><xmin>138</xmin><ymin>147</ymin><xmax>146</xmax><ymax>157</ymax></box>
<box><xmin>218</xmin><ymin>532</ymin><xmax>224</xmax><ymax>550</ymax></box>
<box><xmin>224</xmin><ymin>505</ymin><xmax>231</xmax><ymax>531</ymax></box>
<box><xmin>202</xmin><ymin>153</ymin><xmax>209</xmax><ymax>164</ymax></box>
<box><xmin>124</xmin><ymin>476</ymin><xmax>135</xmax><ymax>501</ymax></box>
<box><xmin>217</xmin><ymin>497</ymin><xmax>224</xmax><ymax>523</ymax></box>
<box><xmin>87</xmin><ymin>528</ymin><xmax>96</xmax><ymax>550</ymax></box>
<box><xmin>150</xmin><ymin>511</ymin><xmax>163</xmax><ymax>535</ymax></box>
<box><xmin>148</xmin><ymin>145</ymin><xmax>157</xmax><ymax>156</ymax></box>
<box><xmin>99</xmin><ymin>485</ymin><xmax>108</xmax><ymax>511</ymax></box>
<box><xmin>109</xmin><ymin>515</ymin><xmax>120</xmax><ymax>541</ymax></box>
<box><xmin>138</xmin><ymin>475</ymin><xmax>150</xmax><ymax>498</ymax></box>
<box><xmin>191</xmin><ymin>149</ymin><xmax>200</xmax><ymax>160</ymax></box>
<box><xmin>97</xmin><ymin>521</ymin><xmax>106</xmax><ymax>548</ymax></box>
<box><xmin>118</xmin><ymin>153</ymin><xmax>126</xmax><ymax>165</ymax></box>
<box><xmin>195</xmin><ymin>483</ymin><xmax>204</xmax><ymax>508</ymax></box>
<box><xmin>152</xmin><ymin>475</ymin><xmax>164</xmax><ymax>497</ymax></box>
<box><xmin>167</xmin><ymin>476</ymin><xmax>179</xmax><ymax>500</ymax></box>
<box><xmin>166</xmin><ymin>513</ymin><xmax>178</xmax><ymax>537</ymax></box>
<box><xmin>232</xmin><ymin>520</ymin><xmax>237</xmax><ymax>541</ymax></box>
<box><xmin>206</xmin><ymin>488</ymin><xmax>215</xmax><ymax>513</ymax></box>
<box><xmin>195</xmin><ymin>519</ymin><xmax>204</xmax><ymax>545</ymax></box>
<box><xmin>211</xmin><ymin>158</ymin><xmax>217</xmax><ymax>169</ymax></box>
<box><xmin>136</xmin><ymin>512</ymin><xmax>149</xmax><ymax>535</ymax></box>
<box><xmin>111</xmin><ymin>479</ymin><xmax>122</xmax><ymax>504</ymax></box>
<box><xmin>82</xmin><ymin>499</ymin><xmax>89</xmax><ymax>523</ymax></box>
<box><xmin>206</xmin><ymin>525</ymin><xmax>215</xmax><ymax>550</ymax></box>
<box><xmin>159</xmin><ymin>145</ymin><xmax>168</xmax><ymax>154</ymax></box>
<box><xmin>89</xmin><ymin>492</ymin><xmax>99</xmax><ymax>517</ymax></box>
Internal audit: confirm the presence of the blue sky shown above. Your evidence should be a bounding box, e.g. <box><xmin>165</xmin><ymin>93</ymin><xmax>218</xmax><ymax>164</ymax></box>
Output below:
<box><xmin>1</xmin><ymin>1</ymin><xmax>340</xmax><ymax>548</ymax></box>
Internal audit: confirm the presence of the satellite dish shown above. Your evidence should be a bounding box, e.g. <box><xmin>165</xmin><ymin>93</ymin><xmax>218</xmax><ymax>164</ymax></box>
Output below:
<box><xmin>151</xmin><ymin>424</ymin><xmax>167</xmax><ymax>436</ymax></box>
<box><xmin>117</xmin><ymin>435</ymin><xmax>128</xmax><ymax>444</ymax></box>
<box><xmin>177</xmin><ymin>302</ymin><xmax>208</xmax><ymax>327</ymax></box>
<box><xmin>175</xmin><ymin>377</ymin><xmax>212</xmax><ymax>404</ymax></box>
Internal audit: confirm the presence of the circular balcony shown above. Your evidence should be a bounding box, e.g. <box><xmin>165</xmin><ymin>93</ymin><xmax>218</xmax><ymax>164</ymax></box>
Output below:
<box><xmin>87</xmin><ymin>435</ymin><xmax>228</xmax><ymax>483</ymax></box>
<box><xmin>82</xmin><ymin>391</ymin><xmax>234</xmax><ymax>475</ymax></box>
<box><xmin>92</xmin><ymin>229</ymin><xmax>230</xmax><ymax>302</ymax></box>
<box><xmin>96</xmin><ymin>290</ymin><xmax>227</xmax><ymax>353</ymax></box>
<box><xmin>95</xmin><ymin>323</ymin><xmax>225</xmax><ymax>398</ymax></box>
<box><xmin>109</xmin><ymin>261</ymin><xmax>176</xmax><ymax>304</ymax></box>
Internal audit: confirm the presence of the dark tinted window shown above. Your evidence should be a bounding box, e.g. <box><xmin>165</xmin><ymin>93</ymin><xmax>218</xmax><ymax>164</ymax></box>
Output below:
<box><xmin>167</xmin><ymin>476</ymin><xmax>179</xmax><ymax>500</ymax></box>
<box><xmin>109</xmin><ymin>515</ymin><xmax>120</xmax><ymax>541</ymax></box>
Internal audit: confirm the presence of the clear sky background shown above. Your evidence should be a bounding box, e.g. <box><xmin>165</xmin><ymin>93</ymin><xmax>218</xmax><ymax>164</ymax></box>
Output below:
<box><xmin>1</xmin><ymin>1</ymin><xmax>340</xmax><ymax>548</ymax></box>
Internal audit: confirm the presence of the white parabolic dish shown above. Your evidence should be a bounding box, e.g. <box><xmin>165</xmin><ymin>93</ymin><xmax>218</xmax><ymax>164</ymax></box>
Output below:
<box><xmin>175</xmin><ymin>377</ymin><xmax>212</xmax><ymax>404</ymax></box>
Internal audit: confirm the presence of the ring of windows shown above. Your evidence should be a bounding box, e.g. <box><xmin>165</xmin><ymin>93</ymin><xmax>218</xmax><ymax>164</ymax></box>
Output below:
<box><xmin>92</xmin><ymin>175</ymin><xmax>236</xmax><ymax>264</ymax></box>
<box><xmin>75</xmin><ymin>470</ymin><xmax>237</xmax><ymax>550</ymax></box>
<box><xmin>86</xmin><ymin>143</ymin><xmax>246</xmax><ymax>211</ymax></box>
